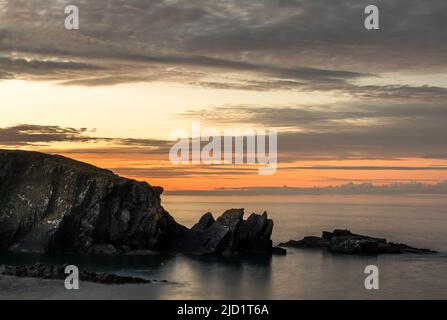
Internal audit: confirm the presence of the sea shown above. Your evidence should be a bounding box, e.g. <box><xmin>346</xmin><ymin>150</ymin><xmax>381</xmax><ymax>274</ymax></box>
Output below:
<box><xmin>0</xmin><ymin>194</ymin><xmax>446</xmax><ymax>300</ymax></box>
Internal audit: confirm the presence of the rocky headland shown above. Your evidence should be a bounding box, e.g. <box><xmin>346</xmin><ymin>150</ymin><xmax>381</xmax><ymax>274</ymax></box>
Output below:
<box><xmin>0</xmin><ymin>150</ymin><xmax>284</xmax><ymax>256</ymax></box>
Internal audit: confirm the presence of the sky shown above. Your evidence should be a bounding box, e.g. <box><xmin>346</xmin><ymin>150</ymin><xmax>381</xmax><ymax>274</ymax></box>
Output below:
<box><xmin>1</xmin><ymin>0</ymin><xmax>447</xmax><ymax>192</ymax></box>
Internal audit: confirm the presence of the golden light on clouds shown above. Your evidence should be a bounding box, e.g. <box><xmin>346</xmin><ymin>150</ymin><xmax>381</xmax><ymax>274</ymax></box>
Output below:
<box><xmin>1</xmin><ymin>0</ymin><xmax>447</xmax><ymax>193</ymax></box>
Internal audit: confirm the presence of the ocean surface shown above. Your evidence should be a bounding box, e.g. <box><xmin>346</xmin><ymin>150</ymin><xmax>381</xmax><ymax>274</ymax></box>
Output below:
<box><xmin>1</xmin><ymin>194</ymin><xmax>446</xmax><ymax>300</ymax></box>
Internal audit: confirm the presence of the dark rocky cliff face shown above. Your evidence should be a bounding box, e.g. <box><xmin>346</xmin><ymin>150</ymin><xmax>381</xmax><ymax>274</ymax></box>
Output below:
<box><xmin>0</xmin><ymin>150</ymin><xmax>186</xmax><ymax>254</ymax></box>
<box><xmin>0</xmin><ymin>150</ymin><xmax>282</xmax><ymax>256</ymax></box>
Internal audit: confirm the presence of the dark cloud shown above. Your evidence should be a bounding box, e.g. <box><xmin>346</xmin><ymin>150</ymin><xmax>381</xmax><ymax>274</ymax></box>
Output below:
<box><xmin>0</xmin><ymin>124</ymin><xmax>171</xmax><ymax>150</ymax></box>
<box><xmin>183</xmin><ymin>0</ymin><xmax>447</xmax><ymax>73</ymax></box>
<box><xmin>187</xmin><ymin>80</ymin><xmax>447</xmax><ymax>100</ymax></box>
<box><xmin>0</xmin><ymin>56</ymin><xmax>105</xmax><ymax>81</ymax></box>
<box><xmin>112</xmin><ymin>166</ymin><xmax>259</xmax><ymax>179</ymax></box>
<box><xmin>0</xmin><ymin>50</ymin><xmax>368</xmax><ymax>87</ymax></box>
<box><xmin>0</xmin><ymin>57</ymin><xmax>102</xmax><ymax>72</ymax></box>
<box><xmin>276</xmin><ymin>128</ymin><xmax>447</xmax><ymax>161</ymax></box>
<box><xmin>0</xmin><ymin>0</ymin><xmax>445</xmax><ymax>92</ymax></box>
<box><xmin>0</xmin><ymin>124</ymin><xmax>100</xmax><ymax>146</ymax></box>
<box><xmin>178</xmin><ymin>102</ymin><xmax>447</xmax><ymax>160</ymax></box>
<box><xmin>179</xmin><ymin>103</ymin><xmax>447</xmax><ymax>128</ymax></box>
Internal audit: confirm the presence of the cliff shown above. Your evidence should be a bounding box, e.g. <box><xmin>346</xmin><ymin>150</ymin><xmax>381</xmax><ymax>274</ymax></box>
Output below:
<box><xmin>0</xmin><ymin>150</ymin><xmax>283</xmax><ymax>256</ymax></box>
<box><xmin>0</xmin><ymin>150</ymin><xmax>186</xmax><ymax>254</ymax></box>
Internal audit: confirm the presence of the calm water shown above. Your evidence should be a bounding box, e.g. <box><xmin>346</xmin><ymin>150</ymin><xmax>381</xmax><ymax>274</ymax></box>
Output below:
<box><xmin>1</xmin><ymin>194</ymin><xmax>446</xmax><ymax>300</ymax></box>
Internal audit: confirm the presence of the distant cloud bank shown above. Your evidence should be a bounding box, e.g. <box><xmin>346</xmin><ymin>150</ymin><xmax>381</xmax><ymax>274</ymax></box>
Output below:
<box><xmin>165</xmin><ymin>181</ymin><xmax>447</xmax><ymax>195</ymax></box>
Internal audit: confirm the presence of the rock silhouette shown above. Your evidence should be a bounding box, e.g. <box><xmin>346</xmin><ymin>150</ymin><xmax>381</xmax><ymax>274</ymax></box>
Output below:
<box><xmin>176</xmin><ymin>209</ymin><xmax>285</xmax><ymax>255</ymax></box>
<box><xmin>279</xmin><ymin>229</ymin><xmax>436</xmax><ymax>255</ymax></box>
<box><xmin>0</xmin><ymin>150</ymin><xmax>282</xmax><ymax>256</ymax></box>
<box><xmin>0</xmin><ymin>263</ymin><xmax>163</xmax><ymax>284</ymax></box>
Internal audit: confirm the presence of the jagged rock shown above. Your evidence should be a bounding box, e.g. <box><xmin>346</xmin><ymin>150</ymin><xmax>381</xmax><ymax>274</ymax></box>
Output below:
<box><xmin>177</xmin><ymin>209</ymin><xmax>284</xmax><ymax>255</ymax></box>
<box><xmin>0</xmin><ymin>263</ymin><xmax>162</xmax><ymax>284</ymax></box>
<box><xmin>239</xmin><ymin>212</ymin><xmax>274</xmax><ymax>252</ymax></box>
<box><xmin>191</xmin><ymin>212</ymin><xmax>215</xmax><ymax>233</ymax></box>
<box><xmin>280</xmin><ymin>229</ymin><xmax>435</xmax><ymax>255</ymax></box>
<box><xmin>0</xmin><ymin>150</ymin><xmax>280</xmax><ymax>256</ymax></box>
<box><xmin>215</xmin><ymin>209</ymin><xmax>244</xmax><ymax>252</ymax></box>
<box><xmin>240</xmin><ymin>212</ymin><xmax>267</xmax><ymax>241</ymax></box>
<box><xmin>328</xmin><ymin>237</ymin><xmax>381</xmax><ymax>254</ymax></box>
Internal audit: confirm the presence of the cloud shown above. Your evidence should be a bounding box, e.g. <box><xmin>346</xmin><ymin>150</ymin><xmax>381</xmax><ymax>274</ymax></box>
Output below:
<box><xmin>0</xmin><ymin>124</ymin><xmax>100</xmax><ymax>146</ymax></box>
<box><xmin>0</xmin><ymin>50</ymin><xmax>369</xmax><ymax>88</ymax></box>
<box><xmin>0</xmin><ymin>56</ymin><xmax>106</xmax><ymax>82</ymax></box>
<box><xmin>0</xmin><ymin>124</ymin><xmax>171</xmax><ymax>151</ymax></box>
<box><xmin>0</xmin><ymin>0</ymin><xmax>445</xmax><ymax>94</ymax></box>
<box><xmin>4</xmin><ymin>93</ymin><xmax>447</xmax><ymax>163</ymax></box>
<box><xmin>164</xmin><ymin>181</ymin><xmax>447</xmax><ymax>195</ymax></box>
<box><xmin>186</xmin><ymin>80</ymin><xmax>447</xmax><ymax>100</ymax></box>
<box><xmin>109</xmin><ymin>164</ymin><xmax>447</xmax><ymax>180</ymax></box>
<box><xmin>178</xmin><ymin>102</ymin><xmax>447</xmax><ymax>160</ymax></box>
<box><xmin>112</xmin><ymin>166</ymin><xmax>259</xmax><ymax>178</ymax></box>
<box><xmin>183</xmin><ymin>0</ymin><xmax>447</xmax><ymax>73</ymax></box>
<box><xmin>282</xmin><ymin>166</ymin><xmax>447</xmax><ymax>171</ymax></box>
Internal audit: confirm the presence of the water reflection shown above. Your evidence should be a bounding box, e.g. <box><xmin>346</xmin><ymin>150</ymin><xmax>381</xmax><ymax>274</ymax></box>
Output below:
<box><xmin>0</xmin><ymin>252</ymin><xmax>274</xmax><ymax>300</ymax></box>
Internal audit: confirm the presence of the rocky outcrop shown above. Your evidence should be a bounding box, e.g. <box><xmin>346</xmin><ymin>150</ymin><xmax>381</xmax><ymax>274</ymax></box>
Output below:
<box><xmin>190</xmin><ymin>212</ymin><xmax>215</xmax><ymax>233</ymax></box>
<box><xmin>0</xmin><ymin>263</ymin><xmax>165</xmax><ymax>284</ymax></box>
<box><xmin>0</xmin><ymin>150</ymin><xmax>188</xmax><ymax>255</ymax></box>
<box><xmin>281</xmin><ymin>236</ymin><xmax>330</xmax><ymax>248</ymax></box>
<box><xmin>279</xmin><ymin>229</ymin><xmax>436</xmax><ymax>255</ymax></box>
<box><xmin>0</xmin><ymin>150</ymin><xmax>281</xmax><ymax>256</ymax></box>
<box><xmin>173</xmin><ymin>209</ymin><xmax>286</xmax><ymax>255</ymax></box>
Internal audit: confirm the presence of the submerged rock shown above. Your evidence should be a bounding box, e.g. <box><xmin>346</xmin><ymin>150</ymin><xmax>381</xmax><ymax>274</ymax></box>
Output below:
<box><xmin>0</xmin><ymin>263</ymin><xmax>161</xmax><ymax>284</ymax></box>
<box><xmin>279</xmin><ymin>229</ymin><xmax>436</xmax><ymax>255</ymax></box>
<box><xmin>0</xmin><ymin>150</ymin><xmax>281</xmax><ymax>256</ymax></box>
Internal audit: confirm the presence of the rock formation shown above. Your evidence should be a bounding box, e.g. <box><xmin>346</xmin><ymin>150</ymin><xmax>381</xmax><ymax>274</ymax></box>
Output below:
<box><xmin>279</xmin><ymin>229</ymin><xmax>436</xmax><ymax>255</ymax></box>
<box><xmin>0</xmin><ymin>263</ymin><xmax>164</xmax><ymax>284</ymax></box>
<box><xmin>0</xmin><ymin>150</ymin><xmax>283</xmax><ymax>256</ymax></box>
<box><xmin>175</xmin><ymin>209</ymin><xmax>285</xmax><ymax>255</ymax></box>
